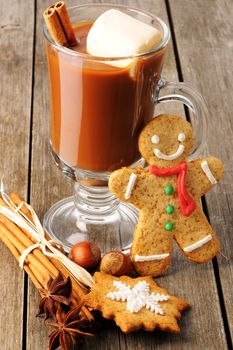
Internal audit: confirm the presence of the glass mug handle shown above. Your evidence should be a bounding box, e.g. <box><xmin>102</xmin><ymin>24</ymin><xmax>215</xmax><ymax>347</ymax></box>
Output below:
<box><xmin>155</xmin><ymin>78</ymin><xmax>208</xmax><ymax>159</ymax></box>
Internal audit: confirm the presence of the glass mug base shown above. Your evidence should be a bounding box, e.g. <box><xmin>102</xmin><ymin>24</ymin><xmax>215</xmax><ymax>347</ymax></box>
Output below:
<box><xmin>43</xmin><ymin>147</ymin><xmax>143</xmax><ymax>254</ymax></box>
<box><xmin>43</xmin><ymin>196</ymin><xmax>137</xmax><ymax>254</ymax></box>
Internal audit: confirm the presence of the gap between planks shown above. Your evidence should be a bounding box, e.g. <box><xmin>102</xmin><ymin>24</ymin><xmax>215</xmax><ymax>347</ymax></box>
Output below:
<box><xmin>22</xmin><ymin>1</ymin><xmax>37</xmax><ymax>350</ymax></box>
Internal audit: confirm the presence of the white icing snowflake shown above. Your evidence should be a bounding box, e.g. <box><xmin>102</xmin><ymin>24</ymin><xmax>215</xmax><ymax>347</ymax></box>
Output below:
<box><xmin>106</xmin><ymin>280</ymin><xmax>169</xmax><ymax>314</ymax></box>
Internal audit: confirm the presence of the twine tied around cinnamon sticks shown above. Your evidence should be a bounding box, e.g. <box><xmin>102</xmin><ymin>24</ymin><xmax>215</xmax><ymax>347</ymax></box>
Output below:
<box><xmin>0</xmin><ymin>182</ymin><xmax>94</xmax><ymax>288</ymax></box>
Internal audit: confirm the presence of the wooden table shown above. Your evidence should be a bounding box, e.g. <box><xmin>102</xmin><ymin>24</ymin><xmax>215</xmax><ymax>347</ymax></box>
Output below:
<box><xmin>0</xmin><ymin>0</ymin><xmax>232</xmax><ymax>349</ymax></box>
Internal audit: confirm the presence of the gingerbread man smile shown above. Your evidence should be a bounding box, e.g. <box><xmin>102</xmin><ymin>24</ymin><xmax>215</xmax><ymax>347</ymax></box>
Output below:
<box><xmin>152</xmin><ymin>132</ymin><xmax>186</xmax><ymax>161</ymax></box>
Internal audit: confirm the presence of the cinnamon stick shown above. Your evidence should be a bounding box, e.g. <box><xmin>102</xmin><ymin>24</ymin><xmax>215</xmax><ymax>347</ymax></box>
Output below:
<box><xmin>28</xmin><ymin>262</ymin><xmax>50</xmax><ymax>289</ymax></box>
<box><xmin>9</xmin><ymin>194</ymin><xmax>40</xmax><ymax>242</ymax></box>
<box><xmin>4</xmin><ymin>193</ymin><xmax>93</xmax><ymax>321</ymax></box>
<box><xmin>44</xmin><ymin>6</ymin><xmax>67</xmax><ymax>46</ymax></box>
<box><xmin>0</xmin><ymin>200</ymin><xmax>58</xmax><ymax>278</ymax></box>
<box><xmin>0</xmin><ymin>223</ymin><xmax>51</xmax><ymax>289</ymax></box>
<box><xmin>25</xmin><ymin>265</ymin><xmax>44</xmax><ymax>291</ymax></box>
<box><xmin>51</xmin><ymin>257</ymin><xmax>88</xmax><ymax>296</ymax></box>
<box><xmin>44</xmin><ymin>1</ymin><xmax>77</xmax><ymax>47</ymax></box>
<box><xmin>8</xmin><ymin>195</ymin><xmax>90</xmax><ymax>294</ymax></box>
<box><xmin>0</xmin><ymin>230</ymin><xmax>42</xmax><ymax>290</ymax></box>
<box><xmin>53</xmin><ymin>1</ymin><xmax>77</xmax><ymax>46</ymax></box>
<box><xmin>51</xmin><ymin>257</ymin><xmax>94</xmax><ymax>321</ymax></box>
<box><xmin>0</xmin><ymin>222</ymin><xmax>51</xmax><ymax>287</ymax></box>
<box><xmin>9</xmin><ymin>193</ymin><xmax>34</xmax><ymax>222</ymax></box>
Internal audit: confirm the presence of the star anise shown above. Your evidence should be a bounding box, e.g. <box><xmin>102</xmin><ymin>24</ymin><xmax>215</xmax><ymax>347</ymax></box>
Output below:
<box><xmin>48</xmin><ymin>304</ymin><xmax>94</xmax><ymax>350</ymax></box>
<box><xmin>37</xmin><ymin>273</ymin><xmax>72</xmax><ymax>320</ymax></box>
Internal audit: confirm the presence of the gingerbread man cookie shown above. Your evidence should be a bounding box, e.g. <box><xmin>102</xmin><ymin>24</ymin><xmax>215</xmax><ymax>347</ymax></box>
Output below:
<box><xmin>109</xmin><ymin>115</ymin><xmax>224</xmax><ymax>276</ymax></box>
<box><xmin>83</xmin><ymin>272</ymin><xmax>189</xmax><ymax>333</ymax></box>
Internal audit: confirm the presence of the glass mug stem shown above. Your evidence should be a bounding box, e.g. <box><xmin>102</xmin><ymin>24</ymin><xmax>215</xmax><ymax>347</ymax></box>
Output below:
<box><xmin>74</xmin><ymin>182</ymin><xmax>120</xmax><ymax>218</ymax></box>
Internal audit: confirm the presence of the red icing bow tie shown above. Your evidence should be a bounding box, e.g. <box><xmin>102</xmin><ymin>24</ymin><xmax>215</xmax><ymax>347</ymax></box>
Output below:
<box><xmin>149</xmin><ymin>162</ymin><xmax>196</xmax><ymax>217</ymax></box>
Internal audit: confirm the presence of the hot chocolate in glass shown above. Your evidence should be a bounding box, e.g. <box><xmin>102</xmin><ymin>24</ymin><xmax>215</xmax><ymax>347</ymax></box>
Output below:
<box><xmin>43</xmin><ymin>4</ymin><xmax>207</xmax><ymax>253</ymax></box>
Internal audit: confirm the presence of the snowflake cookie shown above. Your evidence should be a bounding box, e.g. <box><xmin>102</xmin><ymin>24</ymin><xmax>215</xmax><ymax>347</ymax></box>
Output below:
<box><xmin>83</xmin><ymin>272</ymin><xmax>190</xmax><ymax>333</ymax></box>
<box><xmin>109</xmin><ymin>114</ymin><xmax>224</xmax><ymax>276</ymax></box>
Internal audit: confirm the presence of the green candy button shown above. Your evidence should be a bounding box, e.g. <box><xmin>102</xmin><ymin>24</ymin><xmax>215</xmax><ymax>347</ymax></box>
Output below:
<box><xmin>166</xmin><ymin>205</ymin><xmax>174</xmax><ymax>214</ymax></box>
<box><xmin>164</xmin><ymin>185</ymin><xmax>174</xmax><ymax>195</ymax></box>
<box><xmin>164</xmin><ymin>222</ymin><xmax>174</xmax><ymax>231</ymax></box>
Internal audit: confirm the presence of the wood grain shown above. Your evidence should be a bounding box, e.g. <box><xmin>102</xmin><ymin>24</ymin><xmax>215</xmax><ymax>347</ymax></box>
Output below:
<box><xmin>117</xmin><ymin>1</ymin><xmax>227</xmax><ymax>349</ymax></box>
<box><xmin>169</xmin><ymin>0</ymin><xmax>233</xmax><ymax>343</ymax></box>
<box><xmin>25</xmin><ymin>0</ymin><xmax>72</xmax><ymax>346</ymax></box>
<box><xmin>0</xmin><ymin>0</ymin><xmax>34</xmax><ymax>349</ymax></box>
<box><xmin>27</xmin><ymin>0</ymin><xmax>115</xmax><ymax>349</ymax></box>
<box><xmin>0</xmin><ymin>0</ymin><xmax>229</xmax><ymax>349</ymax></box>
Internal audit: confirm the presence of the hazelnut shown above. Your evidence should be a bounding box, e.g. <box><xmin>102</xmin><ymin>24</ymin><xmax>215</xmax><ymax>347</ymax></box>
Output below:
<box><xmin>100</xmin><ymin>251</ymin><xmax>133</xmax><ymax>277</ymax></box>
<box><xmin>69</xmin><ymin>241</ymin><xmax>101</xmax><ymax>271</ymax></box>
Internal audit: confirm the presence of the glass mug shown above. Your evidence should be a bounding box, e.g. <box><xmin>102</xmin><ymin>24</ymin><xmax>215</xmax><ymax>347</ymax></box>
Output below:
<box><xmin>43</xmin><ymin>4</ymin><xmax>208</xmax><ymax>253</ymax></box>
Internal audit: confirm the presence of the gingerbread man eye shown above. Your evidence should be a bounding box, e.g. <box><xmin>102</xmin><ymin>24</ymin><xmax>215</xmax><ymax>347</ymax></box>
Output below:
<box><xmin>178</xmin><ymin>133</ymin><xmax>186</xmax><ymax>142</ymax></box>
<box><xmin>151</xmin><ymin>135</ymin><xmax>160</xmax><ymax>144</ymax></box>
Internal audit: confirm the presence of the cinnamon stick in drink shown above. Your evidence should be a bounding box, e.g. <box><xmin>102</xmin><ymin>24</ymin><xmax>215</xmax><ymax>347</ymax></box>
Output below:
<box><xmin>44</xmin><ymin>1</ymin><xmax>77</xmax><ymax>47</ymax></box>
<box><xmin>44</xmin><ymin>7</ymin><xmax>67</xmax><ymax>46</ymax></box>
<box><xmin>53</xmin><ymin>1</ymin><xmax>77</xmax><ymax>46</ymax></box>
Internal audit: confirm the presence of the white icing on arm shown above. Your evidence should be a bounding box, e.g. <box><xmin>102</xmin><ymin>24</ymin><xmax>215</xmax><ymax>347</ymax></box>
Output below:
<box><xmin>154</xmin><ymin>144</ymin><xmax>185</xmax><ymax>161</ymax></box>
<box><xmin>201</xmin><ymin>161</ymin><xmax>217</xmax><ymax>185</ymax></box>
<box><xmin>125</xmin><ymin>173</ymin><xmax>137</xmax><ymax>199</ymax></box>
<box><xmin>183</xmin><ymin>234</ymin><xmax>212</xmax><ymax>253</ymax></box>
<box><xmin>135</xmin><ymin>253</ymin><xmax>169</xmax><ymax>262</ymax></box>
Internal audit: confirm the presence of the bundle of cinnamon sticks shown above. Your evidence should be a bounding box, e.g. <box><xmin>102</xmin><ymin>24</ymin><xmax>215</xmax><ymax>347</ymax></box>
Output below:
<box><xmin>0</xmin><ymin>193</ymin><xmax>93</xmax><ymax>322</ymax></box>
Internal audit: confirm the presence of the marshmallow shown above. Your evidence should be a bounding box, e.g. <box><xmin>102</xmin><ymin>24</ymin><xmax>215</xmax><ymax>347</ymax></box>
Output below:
<box><xmin>87</xmin><ymin>9</ymin><xmax>162</xmax><ymax>62</ymax></box>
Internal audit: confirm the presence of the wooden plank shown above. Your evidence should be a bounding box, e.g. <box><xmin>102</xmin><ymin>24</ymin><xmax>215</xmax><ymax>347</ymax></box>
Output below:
<box><xmin>27</xmin><ymin>0</ymin><xmax>110</xmax><ymax>349</ymax></box>
<box><xmin>28</xmin><ymin>0</ymin><xmax>227</xmax><ymax>349</ymax></box>
<box><xmin>0</xmin><ymin>1</ymin><xmax>34</xmax><ymax>349</ymax></box>
<box><xmin>25</xmin><ymin>0</ymin><xmax>71</xmax><ymax>346</ymax></box>
<box><xmin>117</xmin><ymin>0</ymin><xmax>228</xmax><ymax>348</ymax></box>
<box><xmin>168</xmin><ymin>0</ymin><xmax>233</xmax><ymax>343</ymax></box>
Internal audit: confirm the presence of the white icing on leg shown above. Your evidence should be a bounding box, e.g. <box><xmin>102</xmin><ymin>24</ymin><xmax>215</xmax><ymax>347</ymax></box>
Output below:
<box><xmin>183</xmin><ymin>234</ymin><xmax>212</xmax><ymax>253</ymax></box>
<box><xmin>125</xmin><ymin>173</ymin><xmax>137</xmax><ymax>199</ymax></box>
<box><xmin>154</xmin><ymin>144</ymin><xmax>185</xmax><ymax>161</ymax></box>
<box><xmin>201</xmin><ymin>161</ymin><xmax>217</xmax><ymax>185</ymax></box>
<box><xmin>135</xmin><ymin>253</ymin><xmax>170</xmax><ymax>262</ymax></box>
